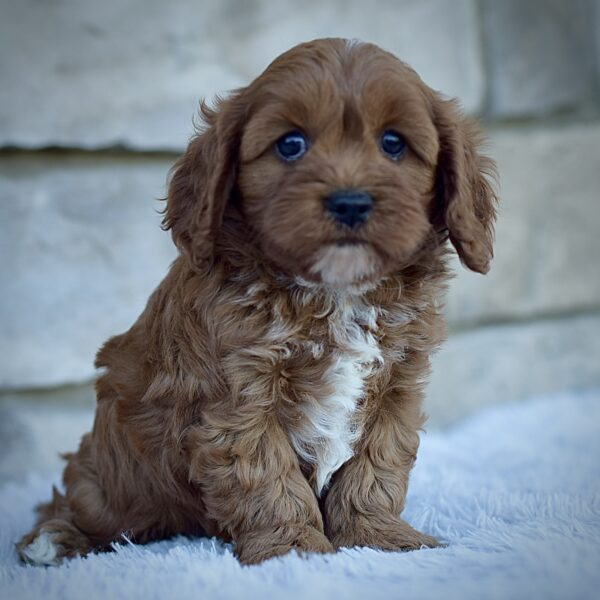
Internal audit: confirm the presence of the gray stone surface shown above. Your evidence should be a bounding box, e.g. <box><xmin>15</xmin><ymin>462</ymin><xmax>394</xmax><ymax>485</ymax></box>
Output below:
<box><xmin>445</xmin><ymin>123</ymin><xmax>600</xmax><ymax>328</ymax></box>
<box><xmin>482</xmin><ymin>0</ymin><xmax>597</xmax><ymax>118</ymax></box>
<box><xmin>426</xmin><ymin>312</ymin><xmax>600</xmax><ymax>428</ymax></box>
<box><xmin>228</xmin><ymin>0</ymin><xmax>484</xmax><ymax>112</ymax></box>
<box><xmin>0</xmin><ymin>0</ymin><xmax>483</xmax><ymax>150</ymax></box>
<box><xmin>0</xmin><ymin>154</ymin><xmax>177</xmax><ymax>389</ymax></box>
<box><xmin>0</xmin><ymin>387</ymin><xmax>95</xmax><ymax>484</ymax></box>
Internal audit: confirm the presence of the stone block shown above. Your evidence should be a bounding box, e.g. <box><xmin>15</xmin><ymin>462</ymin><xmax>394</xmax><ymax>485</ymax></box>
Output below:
<box><xmin>0</xmin><ymin>0</ymin><xmax>483</xmax><ymax>150</ymax></box>
<box><xmin>0</xmin><ymin>386</ymin><xmax>95</xmax><ymax>483</ymax></box>
<box><xmin>482</xmin><ymin>0</ymin><xmax>597</xmax><ymax>117</ymax></box>
<box><xmin>0</xmin><ymin>154</ymin><xmax>177</xmax><ymax>388</ymax></box>
<box><xmin>445</xmin><ymin>123</ymin><xmax>600</xmax><ymax>328</ymax></box>
<box><xmin>425</xmin><ymin>312</ymin><xmax>600</xmax><ymax>428</ymax></box>
<box><xmin>227</xmin><ymin>0</ymin><xmax>484</xmax><ymax>113</ymax></box>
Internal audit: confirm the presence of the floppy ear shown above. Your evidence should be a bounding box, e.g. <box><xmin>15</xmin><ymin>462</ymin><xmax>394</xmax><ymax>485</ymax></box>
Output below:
<box><xmin>432</xmin><ymin>96</ymin><xmax>498</xmax><ymax>274</ymax></box>
<box><xmin>162</xmin><ymin>94</ymin><xmax>246</xmax><ymax>266</ymax></box>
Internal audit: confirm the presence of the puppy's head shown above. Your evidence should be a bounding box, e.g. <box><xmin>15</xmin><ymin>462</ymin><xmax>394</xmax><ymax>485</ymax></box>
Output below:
<box><xmin>163</xmin><ymin>38</ymin><xmax>497</xmax><ymax>285</ymax></box>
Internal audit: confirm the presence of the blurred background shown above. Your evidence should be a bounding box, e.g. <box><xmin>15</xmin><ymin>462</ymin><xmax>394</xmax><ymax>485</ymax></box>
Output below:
<box><xmin>1</xmin><ymin>0</ymin><xmax>599</xmax><ymax>483</ymax></box>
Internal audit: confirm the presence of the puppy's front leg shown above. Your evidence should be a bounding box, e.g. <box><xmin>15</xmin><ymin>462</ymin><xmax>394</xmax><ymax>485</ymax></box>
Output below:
<box><xmin>188</xmin><ymin>406</ymin><xmax>333</xmax><ymax>564</ymax></box>
<box><xmin>323</xmin><ymin>392</ymin><xmax>439</xmax><ymax>552</ymax></box>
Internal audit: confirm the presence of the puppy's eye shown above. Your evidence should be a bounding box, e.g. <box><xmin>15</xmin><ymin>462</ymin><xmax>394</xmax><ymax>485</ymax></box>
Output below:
<box><xmin>275</xmin><ymin>131</ymin><xmax>308</xmax><ymax>162</ymax></box>
<box><xmin>379</xmin><ymin>130</ymin><xmax>407</xmax><ymax>160</ymax></box>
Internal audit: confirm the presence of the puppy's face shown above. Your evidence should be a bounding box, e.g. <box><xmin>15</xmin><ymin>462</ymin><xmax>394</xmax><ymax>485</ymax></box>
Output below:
<box><xmin>164</xmin><ymin>39</ymin><xmax>497</xmax><ymax>284</ymax></box>
<box><xmin>238</xmin><ymin>41</ymin><xmax>440</xmax><ymax>285</ymax></box>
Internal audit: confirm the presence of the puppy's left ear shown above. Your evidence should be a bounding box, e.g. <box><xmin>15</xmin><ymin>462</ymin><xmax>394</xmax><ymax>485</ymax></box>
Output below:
<box><xmin>432</xmin><ymin>96</ymin><xmax>498</xmax><ymax>274</ymax></box>
<box><xmin>162</xmin><ymin>93</ymin><xmax>247</xmax><ymax>267</ymax></box>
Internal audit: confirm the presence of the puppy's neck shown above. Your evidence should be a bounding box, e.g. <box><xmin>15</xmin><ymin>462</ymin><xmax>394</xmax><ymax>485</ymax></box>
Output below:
<box><xmin>291</xmin><ymin>275</ymin><xmax>380</xmax><ymax>299</ymax></box>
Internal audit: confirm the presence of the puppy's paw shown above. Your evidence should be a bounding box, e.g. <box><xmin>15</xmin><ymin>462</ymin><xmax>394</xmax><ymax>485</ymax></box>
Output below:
<box><xmin>330</xmin><ymin>515</ymin><xmax>439</xmax><ymax>552</ymax></box>
<box><xmin>17</xmin><ymin>519</ymin><xmax>93</xmax><ymax>566</ymax></box>
<box><xmin>236</xmin><ymin>525</ymin><xmax>334</xmax><ymax>565</ymax></box>
<box><xmin>18</xmin><ymin>530</ymin><xmax>62</xmax><ymax>567</ymax></box>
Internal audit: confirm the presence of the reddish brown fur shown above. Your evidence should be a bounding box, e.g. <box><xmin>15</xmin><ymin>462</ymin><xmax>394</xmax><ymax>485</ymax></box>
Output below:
<box><xmin>17</xmin><ymin>38</ymin><xmax>497</xmax><ymax>565</ymax></box>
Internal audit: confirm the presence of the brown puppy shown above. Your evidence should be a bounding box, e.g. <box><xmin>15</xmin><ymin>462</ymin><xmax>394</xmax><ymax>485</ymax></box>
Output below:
<box><xmin>17</xmin><ymin>38</ymin><xmax>497</xmax><ymax>566</ymax></box>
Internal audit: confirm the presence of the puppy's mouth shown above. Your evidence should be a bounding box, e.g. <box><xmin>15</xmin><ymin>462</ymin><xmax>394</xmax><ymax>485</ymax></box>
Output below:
<box><xmin>309</xmin><ymin>242</ymin><xmax>380</xmax><ymax>286</ymax></box>
<box><xmin>333</xmin><ymin>239</ymin><xmax>365</xmax><ymax>247</ymax></box>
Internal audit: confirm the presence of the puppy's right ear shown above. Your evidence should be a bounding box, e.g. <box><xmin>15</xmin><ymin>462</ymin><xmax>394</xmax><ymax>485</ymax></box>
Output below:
<box><xmin>162</xmin><ymin>95</ymin><xmax>246</xmax><ymax>266</ymax></box>
<box><xmin>431</xmin><ymin>95</ymin><xmax>498</xmax><ymax>274</ymax></box>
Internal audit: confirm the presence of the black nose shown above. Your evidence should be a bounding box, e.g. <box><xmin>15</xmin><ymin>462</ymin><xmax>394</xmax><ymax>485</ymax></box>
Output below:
<box><xmin>324</xmin><ymin>190</ymin><xmax>373</xmax><ymax>229</ymax></box>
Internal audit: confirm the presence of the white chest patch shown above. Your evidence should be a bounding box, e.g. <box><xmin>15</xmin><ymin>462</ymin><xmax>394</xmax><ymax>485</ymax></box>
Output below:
<box><xmin>288</xmin><ymin>294</ymin><xmax>383</xmax><ymax>496</ymax></box>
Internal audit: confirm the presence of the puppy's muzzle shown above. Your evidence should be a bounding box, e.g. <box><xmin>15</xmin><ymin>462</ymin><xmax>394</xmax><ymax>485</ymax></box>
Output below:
<box><xmin>325</xmin><ymin>190</ymin><xmax>373</xmax><ymax>229</ymax></box>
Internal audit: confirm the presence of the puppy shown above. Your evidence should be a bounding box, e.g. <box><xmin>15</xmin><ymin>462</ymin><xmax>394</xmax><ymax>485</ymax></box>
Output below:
<box><xmin>18</xmin><ymin>38</ymin><xmax>497</xmax><ymax>566</ymax></box>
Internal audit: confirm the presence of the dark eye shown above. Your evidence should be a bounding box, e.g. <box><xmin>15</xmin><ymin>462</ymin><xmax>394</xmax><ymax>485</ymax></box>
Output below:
<box><xmin>275</xmin><ymin>131</ymin><xmax>308</xmax><ymax>162</ymax></box>
<box><xmin>380</xmin><ymin>130</ymin><xmax>407</xmax><ymax>159</ymax></box>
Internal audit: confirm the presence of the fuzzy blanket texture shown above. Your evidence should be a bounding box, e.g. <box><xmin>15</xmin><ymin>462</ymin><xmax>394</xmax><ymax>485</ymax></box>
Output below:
<box><xmin>1</xmin><ymin>388</ymin><xmax>599</xmax><ymax>600</ymax></box>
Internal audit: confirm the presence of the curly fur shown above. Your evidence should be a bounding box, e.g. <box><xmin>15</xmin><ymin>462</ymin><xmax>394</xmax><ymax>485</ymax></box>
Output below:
<box><xmin>17</xmin><ymin>38</ymin><xmax>497</xmax><ymax>566</ymax></box>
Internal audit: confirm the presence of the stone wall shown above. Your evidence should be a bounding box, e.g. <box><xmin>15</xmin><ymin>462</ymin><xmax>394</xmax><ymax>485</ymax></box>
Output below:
<box><xmin>1</xmin><ymin>0</ymin><xmax>599</xmax><ymax>426</ymax></box>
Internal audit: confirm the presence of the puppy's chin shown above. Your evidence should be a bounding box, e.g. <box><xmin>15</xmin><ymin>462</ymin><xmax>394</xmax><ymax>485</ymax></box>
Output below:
<box><xmin>309</xmin><ymin>244</ymin><xmax>381</xmax><ymax>287</ymax></box>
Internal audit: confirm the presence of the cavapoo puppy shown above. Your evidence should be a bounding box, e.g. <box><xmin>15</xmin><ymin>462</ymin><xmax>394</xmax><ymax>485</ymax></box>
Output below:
<box><xmin>18</xmin><ymin>38</ymin><xmax>497</xmax><ymax>566</ymax></box>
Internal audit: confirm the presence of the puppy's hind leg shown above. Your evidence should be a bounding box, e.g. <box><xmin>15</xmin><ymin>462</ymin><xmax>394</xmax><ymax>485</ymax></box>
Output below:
<box><xmin>17</xmin><ymin>486</ymin><xmax>94</xmax><ymax>566</ymax></box>
<box><xmin>17</xmin><ymin>431</ymin><xmax>121</xmax><ymax>566</ymax></box>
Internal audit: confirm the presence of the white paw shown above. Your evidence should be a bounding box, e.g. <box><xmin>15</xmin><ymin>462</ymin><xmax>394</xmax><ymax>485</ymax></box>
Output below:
<box><xmin>20</xmin><ymin>531</ymin><xmax>61</xmax><ymax>566</ymax></box>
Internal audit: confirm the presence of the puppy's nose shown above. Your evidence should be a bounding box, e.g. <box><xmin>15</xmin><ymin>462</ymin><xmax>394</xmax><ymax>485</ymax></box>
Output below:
<box><xmin>324</xmin><ymin>190</ymin><xmax>373</xmax><ymax>229</ymax></box>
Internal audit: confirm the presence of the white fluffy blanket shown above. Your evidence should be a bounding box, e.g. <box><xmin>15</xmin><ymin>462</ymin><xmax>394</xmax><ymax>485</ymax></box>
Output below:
<box><xmin>1</xmin><ymin>389</ymin><xmax>599</xmax><ymax>600</ymax></box>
